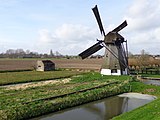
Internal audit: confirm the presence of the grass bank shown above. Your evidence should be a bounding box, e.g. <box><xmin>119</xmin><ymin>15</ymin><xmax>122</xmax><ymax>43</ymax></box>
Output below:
<box><xmin>0</xmin><ymin>72</ymin><xmax>131</xmax><ymax>120</ymax></box>
<box><xmin>141</xmin><ymin>74</ymin><xmax>160</xmax><ymax>78</ymax></box>
<box><xmin>113</xmin><ymin>79</ymin><xmax>160</xmax><ymax>120</ymax></box>
<box><xmin>0</xmin><ymin>70</ymin><xmax>83</xmax><ymax>85</ymax></box>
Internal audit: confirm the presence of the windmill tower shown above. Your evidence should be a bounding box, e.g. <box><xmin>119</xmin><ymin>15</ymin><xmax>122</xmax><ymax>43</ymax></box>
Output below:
<box><xmin>79</xmin><ymin>5</ymin><xmax>129</xmax><ymax>75</ymax></box>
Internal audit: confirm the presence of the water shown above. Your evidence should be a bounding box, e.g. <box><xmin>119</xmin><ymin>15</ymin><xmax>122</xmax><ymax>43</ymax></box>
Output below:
<box><xmin>32</xmin><ymin>93</ymin><xmax>156</xmax><ymax>120</ymax></box>
<box><xmin>141</xmin><ymin>79</ymin><xmax>160</xmax><ymax>86</ymax></box>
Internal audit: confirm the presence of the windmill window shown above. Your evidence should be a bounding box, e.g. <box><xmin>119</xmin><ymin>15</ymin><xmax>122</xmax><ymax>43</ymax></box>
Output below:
<box><xmin>111</xmin><ymin>69</ymin><xmax>117</xmax><ymax>73</ymax></box>
<box><xmin>114</xmin><ymin>64</ymin><xmax>117</xmax><ymax>68</ymax></box>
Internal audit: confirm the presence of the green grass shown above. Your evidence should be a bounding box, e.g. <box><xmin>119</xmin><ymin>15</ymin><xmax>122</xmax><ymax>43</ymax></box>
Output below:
<box><xmin>130</xmin><ymin>81</ymin><xmax>160</xmax><ymax>97</ymax></box>
<box><xmin>113</xmin><ymin>98</ymin><xmax>160</xmax><ymax>120</ymax></box>
<box><xmin>3</xmin><ymin>71</ymin><xmax>160</xmax><ymax>120</ymax></box>
<box><xmin>0</xmin><ymin>70</ymin><xmax>83</xmax><ymax>85</ymax></box>
<box><xmin>0</xmin><ymin>72</ymin><xmax>131</xmax><ymax>120</ymax></box>
<box><xmin>141</xmin><ymin>74</ymin><xmax>160</xmax><ymax>78</ymax></box>
<box><xmin>113</xmin><ymin>81</ymin><xmax>160</xmax><ymax>120</ymax></box>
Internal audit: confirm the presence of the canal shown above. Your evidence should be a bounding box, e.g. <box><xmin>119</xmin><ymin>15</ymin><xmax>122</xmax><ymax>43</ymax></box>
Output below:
<box><xmin>141</xmin><ymin>79</ymin><xmax>160</xmax><ymax>86</ymax></box>
<box><xmin>32</xmin><ymin>93</ymin><xmax>156</xmax><ymax>120</ymax></box>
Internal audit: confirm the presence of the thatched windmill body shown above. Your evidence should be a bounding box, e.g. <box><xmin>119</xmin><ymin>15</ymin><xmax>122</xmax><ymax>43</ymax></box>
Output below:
<box><xmin>79</xmin><ymin>5</ymin><xmax>129</xmax><ymax>75</ymax></box>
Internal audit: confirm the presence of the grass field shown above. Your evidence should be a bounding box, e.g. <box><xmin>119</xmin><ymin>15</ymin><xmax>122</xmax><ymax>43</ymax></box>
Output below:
<box><xmin>0</xmin><ymin>70</ymin><xmax>83</xmax><ymax>85</ymax></box>
<box><xmin>0</xmin><ymin>72</ymin><xmax>131</xmax><ymax>120</ymax></box>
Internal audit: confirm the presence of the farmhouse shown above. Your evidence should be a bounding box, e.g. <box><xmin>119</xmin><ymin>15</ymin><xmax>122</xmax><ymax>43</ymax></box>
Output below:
<box><xmin>36</xmin><ymin>60</ymin><xmax>55</xmax><ymax>71</ymax></box>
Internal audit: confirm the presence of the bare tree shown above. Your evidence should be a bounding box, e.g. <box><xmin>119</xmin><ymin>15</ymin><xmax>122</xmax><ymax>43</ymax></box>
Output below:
<box><xmin>137</xmin><ymin>49</ymin><xmax>150</xmax><ymax>68</ymax></box>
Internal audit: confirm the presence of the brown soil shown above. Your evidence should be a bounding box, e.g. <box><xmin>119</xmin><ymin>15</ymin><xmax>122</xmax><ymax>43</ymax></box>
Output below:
<box><xmin>0</xmin><ymin>59</ymin><xmax>103</xmax><ymax>71</ymax></box>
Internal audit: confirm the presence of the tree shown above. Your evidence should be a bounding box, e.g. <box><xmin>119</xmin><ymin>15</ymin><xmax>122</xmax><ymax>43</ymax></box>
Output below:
<box><xmin>26</xmin><ymin>50</ymin><xmax>30</xmax><ymax>54</ymax></box>
<box><xmin>6</xmin><ymin>49</ymin><xmax>15</xmax><ymax>54</ymax></box>
<box><xmin>137</xmin><ymin>49</ymin><xmax>150</xmax><ymax>68</ymax></box>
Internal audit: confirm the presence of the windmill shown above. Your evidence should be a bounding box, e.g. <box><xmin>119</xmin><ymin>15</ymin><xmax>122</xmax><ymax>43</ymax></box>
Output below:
<box><xmin>79</xmin><ymin>5</ymin><xmax>129</xmax><ymax>75</ymax></box>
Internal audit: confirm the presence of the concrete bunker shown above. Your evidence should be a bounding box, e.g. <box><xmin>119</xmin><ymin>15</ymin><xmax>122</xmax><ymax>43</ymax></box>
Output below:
<box><xmin>36</xmin><ymin>60</ymin><xmax>55</xmax><ymax>71</ymax></box>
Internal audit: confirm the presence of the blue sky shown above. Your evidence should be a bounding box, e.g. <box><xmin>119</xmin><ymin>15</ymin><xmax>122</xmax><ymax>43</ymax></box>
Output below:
<box><xmin>0</xmin><ymin>0</ymin><xmax>160</xmax><ymax>55</ymax></box>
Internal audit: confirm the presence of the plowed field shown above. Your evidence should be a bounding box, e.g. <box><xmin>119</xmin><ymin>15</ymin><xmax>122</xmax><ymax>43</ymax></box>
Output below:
<box><xmin>0</xmin><ymin>59</ymin><xmax>103</xmax><ymax>71</ymax></box>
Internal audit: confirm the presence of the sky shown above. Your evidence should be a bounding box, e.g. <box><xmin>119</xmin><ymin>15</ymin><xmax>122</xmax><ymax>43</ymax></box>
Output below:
<box><xmin>0</xmin><ymin>0</ymin><xmax>160</xmax><ymax>55</ymax></box>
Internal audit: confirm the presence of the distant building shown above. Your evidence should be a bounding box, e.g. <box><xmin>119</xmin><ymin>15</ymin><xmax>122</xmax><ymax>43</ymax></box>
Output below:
<box><xmin>36</xmin><ymin>60</ymin><xmax>55</xmax><ymax>71</ymax></box>
<box><xmin>154</xmin><ymin>55</ymin><xmax>160</xmax><ymax>60</ymax></box>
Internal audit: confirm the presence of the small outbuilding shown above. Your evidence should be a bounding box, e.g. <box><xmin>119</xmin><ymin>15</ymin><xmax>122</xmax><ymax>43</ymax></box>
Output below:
<box><xmin>36</xmin><ymin>60</ymin><xmax>55</xmax><ymax>71</ymax></box>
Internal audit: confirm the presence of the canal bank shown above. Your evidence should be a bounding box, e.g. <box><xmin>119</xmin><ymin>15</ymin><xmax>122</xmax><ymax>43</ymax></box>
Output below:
<box><xmin>113</xmin><ymin>77</ymin><xmax>160</xmax><ymax>120</ymax></box>
<box><xmin>32</xmin><ymin>93</ymin><xmax>156</xmax><ymax>120</ymax></box>
<box><xmin>137</xmin><ymin>75</ymin><xmax>160</xmax><ymax>86</ymax></box>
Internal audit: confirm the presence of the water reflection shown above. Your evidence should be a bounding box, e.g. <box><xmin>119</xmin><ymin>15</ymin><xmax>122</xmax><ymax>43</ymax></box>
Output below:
<box><xmin>141</xmin><ymin>79</ymin><xmax>160</xmax><ymax>86</ymax></box>
<box><xmin>84</xmin><ymin>96</ymin><xmax>124</xmax><ymax>120</ymax></box>
<box><xmin>32</xmin><ymin>93</ymin><xmax>156</xmax><ymax>120</ymax></box>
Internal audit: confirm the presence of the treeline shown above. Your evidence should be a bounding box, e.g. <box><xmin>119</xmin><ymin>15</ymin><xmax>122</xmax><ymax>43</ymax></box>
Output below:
<box><xmin>0</xmin><ymin>49</ymin><xmax>160</xmax><ymax>62</ymax></box>
<box><xmin>128</xmin><ymin>50</ymin><xmax>160</xmax><ymax>74</ymax></box>
<box><xmin>0</xmin><ymin>49</ymin><xmax>78</xmax><ymax>59</ymax></box>
<box><xmin>129</xmin><ymin>50</ymin><xmax>160</xmax><ymax>67</ymax></box>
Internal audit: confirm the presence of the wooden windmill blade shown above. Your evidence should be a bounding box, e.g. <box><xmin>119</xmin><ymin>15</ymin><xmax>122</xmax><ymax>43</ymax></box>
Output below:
<box><xmin>92</xmin><ymin>5</ymin><xmax>105</xmax><ymax>36</ymax></box>
<box><xmin>121</xmin><ymin>42</ymin><xmax>128</xmax><ymax>66</ymax></box>
<box><xmin>117</xmin><ymin>44</ymin><xmax>128</xmax><ymax>69</ymax></box>
<box><xmin>112</xmin><ymin>20</ymin><xmax>127</xmax><ymax>33</ymax></box>
<box><xmin>111</xmin><ymin>38</ymin><xmax>129</xmax><ymax>75</ymax></box>
<box><xmin>79</xmin><ymin>41</ymin><xmax>103</xmax><ymax>59</ymax></box>
<box><xmin>120</xmin><ymin>42</ymin><xmax>129</xmax><ymax>74</ymax></box>
<box><xmin>79</xmin><ymin>5</ymin><xmax>106</xmax><ymax>59</ymax></box>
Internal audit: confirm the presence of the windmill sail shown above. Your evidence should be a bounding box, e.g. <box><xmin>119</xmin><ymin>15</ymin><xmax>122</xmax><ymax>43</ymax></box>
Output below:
<box><xmin>112</xmin><ymin>20</ymin><xmax>127</xmax><ymax>33</ymax></box>
<box><xmin>79</xmin><ymin>42</ymin><xmax>103</xmax><ymax>59</ymax></box>
<box><xmin>92</xmin><ymin>5</ymin><xmax>105</xmax><ymax>36</ymax></box>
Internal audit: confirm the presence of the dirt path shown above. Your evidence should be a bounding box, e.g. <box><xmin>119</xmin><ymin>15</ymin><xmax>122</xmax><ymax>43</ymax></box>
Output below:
<box><xmin>2</xmin><ymin>78</ymin><xmax>71</xmax><ymax>90</ymax></box>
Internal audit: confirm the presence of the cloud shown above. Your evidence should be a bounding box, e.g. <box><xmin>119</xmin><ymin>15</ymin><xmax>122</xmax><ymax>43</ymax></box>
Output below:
<box><xmin>36</xmin><ymin>0</ymin><xmax>160</xmax><ymax>55</ymax></box>
<box><xmin>126</xmin><ymin>0</ymin><xmax>160</xmax><ymax>31</ymax></box>
<box><xmin>38</xmin><ymin>24</ymin><xmax>102</xmax><ymax>55</ymax></box>
<box><xmin>38</xmin><ymin>29</ymin><xmax>54</xmax><ymax>43</ymax></box>
<box><xmin>124</xmin><ymin>0</ymin><xmax>160</xmax><ymax>54</ymax></box>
